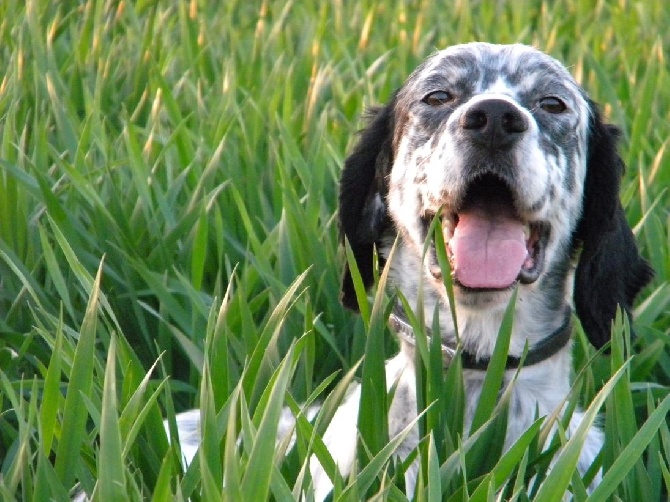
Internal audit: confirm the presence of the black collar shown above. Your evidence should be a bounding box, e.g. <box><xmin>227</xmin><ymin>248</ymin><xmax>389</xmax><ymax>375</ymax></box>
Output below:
<box><xmin>388</xmin><ymin>306</ymin><xmax>573</xmax><ymax>370</ymax></box>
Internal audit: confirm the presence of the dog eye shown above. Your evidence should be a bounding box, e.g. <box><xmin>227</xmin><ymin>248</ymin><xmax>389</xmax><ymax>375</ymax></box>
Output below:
<box><xmin>539</xmin><ymin>96</ymin><xmax>567</xmax><ymax>113</ymax></box>
<box><xmin>422</xmin><ymin>90</ymin><xmax>454</xmax><ymax>106</ymax></box>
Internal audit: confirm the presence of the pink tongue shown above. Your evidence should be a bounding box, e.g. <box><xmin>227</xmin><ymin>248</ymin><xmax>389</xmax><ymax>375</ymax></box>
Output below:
<box><xmin>448</xmin><ymin>207</ymin><xmax>528</xmax><ymax>289</ymax></box>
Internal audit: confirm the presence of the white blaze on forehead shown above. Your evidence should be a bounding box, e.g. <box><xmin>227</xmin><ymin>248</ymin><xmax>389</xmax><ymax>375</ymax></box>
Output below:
<box><xmin>485</xmin><ymin>76</ymin><xmax>517</xmax><ymax>95</ymax></box>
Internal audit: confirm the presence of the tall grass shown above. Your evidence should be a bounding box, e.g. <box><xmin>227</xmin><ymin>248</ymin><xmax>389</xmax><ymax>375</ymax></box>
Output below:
<box><xmin>0</xmin><ymin>0</ymin><xmax>668</xmax><ymax>500</ymax></box>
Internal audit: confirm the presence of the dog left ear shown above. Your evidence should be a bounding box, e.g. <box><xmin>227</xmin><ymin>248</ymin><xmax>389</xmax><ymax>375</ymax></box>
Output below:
<box><xmin>572</xmin><ymin>103</ymin><xmax>654</xmax><ymax>348</ymax></box>
<box><xmin>338</xmin><ymin>99</ymin><xmax>396</xmax><ymax>311</ymax></box>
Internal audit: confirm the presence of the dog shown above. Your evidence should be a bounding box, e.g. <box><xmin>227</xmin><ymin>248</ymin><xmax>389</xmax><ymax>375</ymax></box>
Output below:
<box><xmin>311</xmin><ymin>42</ymin><xmax>653</xmax><ymax>498</ymax></box>
<box><xmin>161</xmin><ymin>43</ymin><xmax>652</xmax><ymax>500</ymax></box>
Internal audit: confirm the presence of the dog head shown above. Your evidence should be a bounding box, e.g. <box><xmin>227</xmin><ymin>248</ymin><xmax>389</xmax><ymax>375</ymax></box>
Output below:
<box><xmin>339</xmin><ymin>43</ymin><xmax>652</xmax><ymax>349</ymax></box>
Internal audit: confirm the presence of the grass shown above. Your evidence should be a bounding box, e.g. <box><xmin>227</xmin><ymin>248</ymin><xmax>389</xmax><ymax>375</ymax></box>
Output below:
<box><xmin>0</xmin><ymin>0</ymin><xmax>669</xmax><ymax>500</ymax></box>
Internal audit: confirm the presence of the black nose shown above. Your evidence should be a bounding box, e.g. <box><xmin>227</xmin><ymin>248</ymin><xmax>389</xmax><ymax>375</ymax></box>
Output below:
<box><xmin>460</xmin><ymin>99</ymin><xmax>528</xmax><ymax>149</ymax></box>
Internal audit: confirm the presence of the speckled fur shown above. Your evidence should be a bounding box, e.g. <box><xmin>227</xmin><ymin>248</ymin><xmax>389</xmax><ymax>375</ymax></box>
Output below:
<box><xmin>329</xmin><ymin>42</ymin><xmax>652</xmax><ymax>500</ymax></box>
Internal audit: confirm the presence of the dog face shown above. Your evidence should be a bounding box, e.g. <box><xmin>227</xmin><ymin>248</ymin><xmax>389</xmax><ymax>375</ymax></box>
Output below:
<box><xmin>339</xmin><ymin>43</ymin><xmax>652</xmax><ymax>350</ymax></box>
<box><xmin>390</xmin><ymin>44</ymin><xmax>589</xmax><ymax>299</ymax></box>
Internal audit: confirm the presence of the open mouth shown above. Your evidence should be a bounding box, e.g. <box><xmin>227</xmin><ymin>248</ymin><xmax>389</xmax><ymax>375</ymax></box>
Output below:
<box><xmin>424</xmin><ymin>175</ymin><xmax>549</xmax><ymax>291</ymax></box>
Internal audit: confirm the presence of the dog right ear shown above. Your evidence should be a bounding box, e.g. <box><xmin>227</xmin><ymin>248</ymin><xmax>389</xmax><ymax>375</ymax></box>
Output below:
<box><xmin>339</xmin><ymin>99</ymin><xmax>396</xmax><ymax>311</ymax></box>
<box><xmin>572</xmin><ymin>104</ymin><xmax>654</xmax><ymax>348</ymax></box>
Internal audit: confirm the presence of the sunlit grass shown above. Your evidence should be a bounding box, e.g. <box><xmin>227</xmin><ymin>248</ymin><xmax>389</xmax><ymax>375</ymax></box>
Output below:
<box><xmin>0</xmin><ymin>0</ymin><xmax>668</xmax><ymax>499</ymax></box>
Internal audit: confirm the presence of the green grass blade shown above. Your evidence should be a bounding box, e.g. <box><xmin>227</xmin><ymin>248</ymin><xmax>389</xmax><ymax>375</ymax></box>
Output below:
<box><xmin>589</xmin><ymin>392</ymin><xmax>670</xmax><ymax>501</ymax></box>
<box><xmin>356</xmin><ymin>238</ymin><xmax>399</xmax><ymax>485</ymax></box>
<box><xmin>426</xmin><ymin>433</ymin><xmax>442</xmax><ymax>501</ymax></box>
<box><xmin>39</xmin><ymin>312</ymin><xmax>65</xmax><ymax>457</ymax></box>
<box><xmin>534</xmin><ymin>361</ymin><xmax>630</xmax><ymax>501</ymax></box>
<box><xmin>343</xmin><ymin>238</ymin><xmax>372</xmax><ymax>325</ymax></box>
<box><xmin>222</xmin><ymin>385</ymin><xmax>243</xmax><ymax>500</ymax></box>
<box><xmin>96</xmin><ymin>337</ymin><xmax>126</xmax><ymax>501</ymax></box>
<box><xmin>338</xmin><ymin>407</ymin><xmax>425</xmax><ymax>501</ymax></box>
<box><xmin>54</xmin><ymin>260</ymin><xmax>104</xmax><ymax>488</ymax></box>
<box><xmin>241</xmin><ymin>343</ymin><xmax>298</xmax><ymax>500</ymax></box>
<box><xmin>470</xmin><ymin>288</ymin><xmax>517</xmax><ymax>432</ymax></box>
<box><xmin>150</xmin><ymin>451</ymin><xmax>175</xmax><ymax>502</ymax></box>
<box><xmin>199</xmin><ymin>359</ymin><xmax>223</xmax><ymax>499</ymax></box>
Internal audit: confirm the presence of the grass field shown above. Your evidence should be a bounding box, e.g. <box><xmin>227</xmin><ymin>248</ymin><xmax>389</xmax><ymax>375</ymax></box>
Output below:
<box><xmin>1</xmin><ymin>0</ymin><xmax>669</xmax><ymax>500</ymax></box>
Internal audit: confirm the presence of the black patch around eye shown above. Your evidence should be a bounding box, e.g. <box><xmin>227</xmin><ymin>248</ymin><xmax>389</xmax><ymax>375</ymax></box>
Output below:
<box><xmin>539</xmin><ymin>96</ymin><xmax>567</xmax><ymax>113</ymax></box>
<box><xmin>422</xmin><ymin>90</ymin><xmax>454</xmax><ymax>106</ymax></box>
